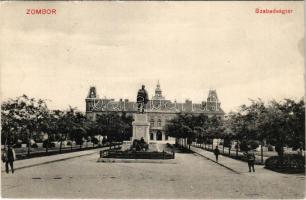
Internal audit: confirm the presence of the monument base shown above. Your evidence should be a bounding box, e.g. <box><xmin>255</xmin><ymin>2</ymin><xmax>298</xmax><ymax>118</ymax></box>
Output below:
<box><xmin>97</xmin><ymin>112</ymin><xmax>175</xmax><ymax>161</ymax></box>
<box><xmin>132</xmin><ymin>113</ymin><xmax>150</xmax><ymax>143</ymax></box>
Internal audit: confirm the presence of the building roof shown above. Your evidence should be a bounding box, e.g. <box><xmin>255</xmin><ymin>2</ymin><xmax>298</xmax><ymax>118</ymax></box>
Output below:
<box><xmin>86</xmin><ymin>84</ymin><xmax>225</xmax><ymax>115</ymax></box>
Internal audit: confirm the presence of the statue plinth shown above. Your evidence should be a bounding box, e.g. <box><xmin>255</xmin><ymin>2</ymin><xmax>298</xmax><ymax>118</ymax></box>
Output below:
<box><xmin>132</xmin><ymin>113</ymin><xmax>150</xmax><ymax>143</ymax></box>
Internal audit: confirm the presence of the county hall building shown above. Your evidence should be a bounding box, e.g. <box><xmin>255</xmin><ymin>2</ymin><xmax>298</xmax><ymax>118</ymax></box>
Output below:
<box><xmin>85</xmin><ymin>82</ymin><xmax>225</xmax><ymax>144</ymax></box>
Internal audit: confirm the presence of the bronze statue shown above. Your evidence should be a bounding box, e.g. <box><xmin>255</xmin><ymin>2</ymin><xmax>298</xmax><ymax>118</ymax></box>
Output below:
<box><xmin>136</xmin><ymin>85</ymin><xmax>149</xmax><ymax>113</ymax></box>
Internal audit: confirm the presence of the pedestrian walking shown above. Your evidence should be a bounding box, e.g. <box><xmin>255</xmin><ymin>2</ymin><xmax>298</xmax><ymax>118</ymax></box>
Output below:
<box><xmin>246</xmin><ymin>149</ymin><xmax>255</xmax><ymax>172</ymax></box>
<box><xmin>2</xmin><ymin>145</ymin><xmax>16</xmax><ymax>174</ymax></box>
<box><xmin>214</xmin><ymin>146</ymin><xmax>220</xmax><ymax>162</ymax></box>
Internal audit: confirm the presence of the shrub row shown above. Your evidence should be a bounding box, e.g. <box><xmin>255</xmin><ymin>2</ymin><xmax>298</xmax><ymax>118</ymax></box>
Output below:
<box><xmin>265</xmin><ymin>154</ymin><xmax>305</xmax><ymax>173</ymax></box>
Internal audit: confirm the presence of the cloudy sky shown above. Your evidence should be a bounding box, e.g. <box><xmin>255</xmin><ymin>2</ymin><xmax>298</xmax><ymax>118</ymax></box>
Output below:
<box><xmin>0</xmin><ymin>1</ymin><xmax>304</xmax><ymax>113</ymax></box>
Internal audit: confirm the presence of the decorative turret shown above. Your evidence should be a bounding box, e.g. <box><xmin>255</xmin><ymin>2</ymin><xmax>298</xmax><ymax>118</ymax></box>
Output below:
<box><xmin>86</xmin><ymin>86</ymin><xmax>98</xmax><ymax>112</ymax></box>
<box><xmin>155</xmin><ymin>81</ymin><xmax>162</xmax><ymax>97</ymax></box>
<box><xmin>152</xmin><ymin>81</ymin><xmax>165</xmax><ymax>100</ymax></box>
<box><xmin>206</xmin><ymin>89</ymin><xmax>220</xmax><ymax>111</ymax></box>
<box><xmin>87</xmin><ymin>86</ymin><xmax>97</xmax><ymax>98</ymax></box>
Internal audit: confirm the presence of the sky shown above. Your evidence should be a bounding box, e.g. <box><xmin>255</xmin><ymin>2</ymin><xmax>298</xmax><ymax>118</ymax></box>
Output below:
<box><xmin>0</xmin><ymin>1</ymin><xmax>304</xmax><ymax>113</ymax></box>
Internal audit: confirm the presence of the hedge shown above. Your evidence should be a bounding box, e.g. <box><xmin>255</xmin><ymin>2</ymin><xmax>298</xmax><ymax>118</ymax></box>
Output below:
<box><xmin>265</xmin><ymin>154</ymin><xmax>305</xmax><ymax>173</ymax></box>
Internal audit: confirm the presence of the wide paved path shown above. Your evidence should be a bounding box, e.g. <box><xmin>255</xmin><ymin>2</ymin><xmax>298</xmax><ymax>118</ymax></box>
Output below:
<box><xmin>1</xmin><ymin>147</ymin><xmax>107</xmax><ymax>172</ymax></box>
<box><xmin>2</xmin><ymin>151</ymin><xmax>305</xmax><ymax>199</ymax></box>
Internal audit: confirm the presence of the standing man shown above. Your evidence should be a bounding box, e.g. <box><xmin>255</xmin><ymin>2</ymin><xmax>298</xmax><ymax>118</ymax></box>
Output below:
<box><xmin>246</xmin><ymin>148</ymin><xmax>256</xmax><ymax>172</ymax></box>
<box><xmin>5</xmin><ymin>145</ymin><xmax>16</xmax><ymax>174</ymax></box>
<box><xmin>214</xmin><ymin>146</ymin><xmax>220</xmax><ymax>162</ymax></box>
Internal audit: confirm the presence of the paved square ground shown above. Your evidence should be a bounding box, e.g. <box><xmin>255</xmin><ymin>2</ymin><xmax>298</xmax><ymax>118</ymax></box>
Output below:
<box><xmin>2</xmin><ymin>152</ymin><xmax>305</xmax><ymax>198</ymax></box>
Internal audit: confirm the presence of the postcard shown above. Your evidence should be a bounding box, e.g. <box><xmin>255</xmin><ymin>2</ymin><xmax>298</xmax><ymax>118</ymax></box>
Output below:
<box><xmin>1</xmin><ymin>1</ymin><xmax>304</xmax><ymax>199</ymax></box>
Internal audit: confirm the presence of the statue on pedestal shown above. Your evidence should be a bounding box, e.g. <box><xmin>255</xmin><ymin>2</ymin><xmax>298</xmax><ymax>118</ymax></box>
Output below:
<box><xmin>136</xmin><ymin>85</ymin><xmax>149</xmax><ymax>113</ymax></box>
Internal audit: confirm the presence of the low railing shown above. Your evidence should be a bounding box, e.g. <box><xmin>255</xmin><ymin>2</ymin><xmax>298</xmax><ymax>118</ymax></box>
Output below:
<box><xmin>11</xmin><ymin>142</ymin><xmax>123</xmax><ymax>160</ymax></box>
<box><xmin>100</xmin><ymin>150</ymin><xmax>175</xmax><ymax>160</ymax></box>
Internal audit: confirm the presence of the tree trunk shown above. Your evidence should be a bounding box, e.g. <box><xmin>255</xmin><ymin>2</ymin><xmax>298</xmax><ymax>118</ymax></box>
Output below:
<box><xmin>59</xmin><ymin>134</ymin><xmax>63</xmax><ymax>153</ymax></box>
<box><xmin>27</xmin><ymin>129</ymin><xmax>31</xmax><ymax>157</ymax></box>
<box><xmin>261</xmin><ymin>140</ymin><xmax>264</xmax><ymax>164</ymax></box>
<box><xmin>45</xmin><ymin>135</ymin><xmax>49</xmax><ymax>153</ymax></box>
<box><xmin>236</xmin><ymin>140</ymin><xmax>238</xmax><ymax>157</ymax></box>
<box><xmin>62</xmin><ymin>133</ymin><xmax>68</xmax><ymax>153</ymax></box>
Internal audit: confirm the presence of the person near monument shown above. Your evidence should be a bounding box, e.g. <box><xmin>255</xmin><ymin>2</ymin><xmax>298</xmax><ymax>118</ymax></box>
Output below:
<box><xmin>140</xmin><ymin>137</ymin><xmax>145</xmax><ymax>145</ymax></box>
<box><xmin>214</xmin><ymin>146</ymin><xmax>220</xmax><ymax>162</ymax></box>
<box><xmin>297</xmin><ymin>147</ymin><xmax>304</xmax><ymax>156</ymax></box>
<box><xmin>136</xmin><ymin>85</ymin><xmax>149</xmax><ymax>113</ymax></box>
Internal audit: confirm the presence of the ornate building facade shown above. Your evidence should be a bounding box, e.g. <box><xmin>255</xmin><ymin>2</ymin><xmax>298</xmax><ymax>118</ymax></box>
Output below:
<box><xmin>85</xmin><ymin>82</ymin><xmax>225</xmax><ymax>143</ymax></box>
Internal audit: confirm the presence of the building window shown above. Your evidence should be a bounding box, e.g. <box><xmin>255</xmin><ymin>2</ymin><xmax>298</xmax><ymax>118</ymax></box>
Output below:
<box><xmin>211</xmin><ymin>106</ymin><xmax>215</xmax><ymax>111</ymax></box>
<box><xmin>165</xmin><ymin>134</ymin><xmax>169</xmax><ymax>141</ymax></box>
<box><xmin>156</xmin><ymin>131</ymin><xmax>162</xmax><ymax>141</ymax></box>
<box><xmin>150</xmin><ymin>133</ymin><xmax>154</xmax><ymax>140</ymax></box>
<box><xmin>157</xmin><ymin>119</ymin><xmax>162</xmax><ymax>127</ymax></box>
<box><xmin>150</xmin><ymin>119</ymin><xmax>154</xmax><ymax>127</ymax></box>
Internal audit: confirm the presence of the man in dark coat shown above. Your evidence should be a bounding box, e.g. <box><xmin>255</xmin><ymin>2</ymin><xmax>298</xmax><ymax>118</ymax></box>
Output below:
<box><xmin>246</xmin><ymin>149</ymin><xmax>256</xmax><ymax>172</ymax></box>
<box><xmin>2</xmin><ymin>145</ymin><xmax>16</xmax><ymax>173</ymax></box>
<box><xmin>214</xmin><ymin>146</ymin><xmax>220</xmax><ymax>162</ymax></box>
<box><xmin>136</xmin><ymin>85</ymin><xmax>149</xmax><ymax>113</ymax></box>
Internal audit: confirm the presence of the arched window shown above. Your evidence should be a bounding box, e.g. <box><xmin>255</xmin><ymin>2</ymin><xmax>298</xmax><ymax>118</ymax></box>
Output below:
<box><xmin>156</xmin><ymin>131</ymin><xmax>162</xmax><ymax>141</ymax></box>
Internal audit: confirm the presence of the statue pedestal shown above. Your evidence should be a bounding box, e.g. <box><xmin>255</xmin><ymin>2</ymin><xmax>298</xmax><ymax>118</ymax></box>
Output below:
<box><xmin>132</xmin><ymin>113</ymin><xmax>150</xmax><ymax>143</ymax></box>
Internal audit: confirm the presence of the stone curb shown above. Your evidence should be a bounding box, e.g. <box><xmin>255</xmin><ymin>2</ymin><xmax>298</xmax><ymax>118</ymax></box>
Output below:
<box><xmin>190</xmin><ymin>148</ymin><xmax>241</xmax><ymax>174</ymax></box>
